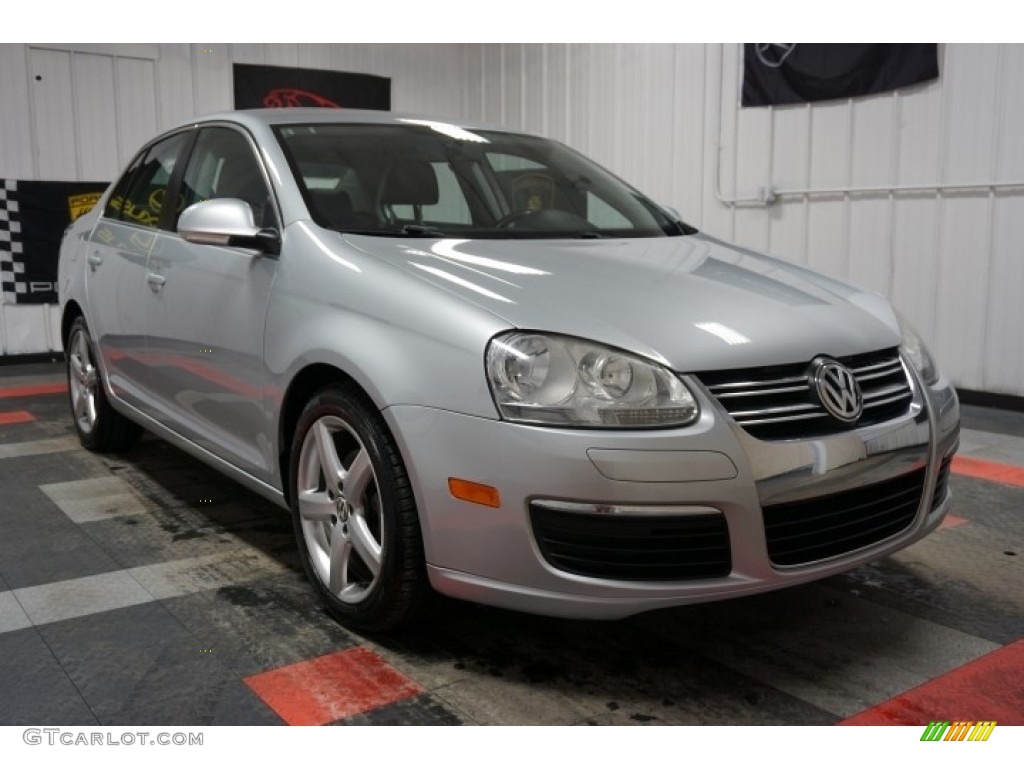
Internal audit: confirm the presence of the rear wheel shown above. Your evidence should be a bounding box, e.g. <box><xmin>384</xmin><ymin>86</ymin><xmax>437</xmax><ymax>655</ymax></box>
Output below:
<box><xmin>289</xmin><ymin>384</ymin><xmax>429</xmax><ymax>631</ymax></box>
<box><xmin>66</xmin><ymin>317</ymin><xmax>142</xmax><ymax>452</ymax></box>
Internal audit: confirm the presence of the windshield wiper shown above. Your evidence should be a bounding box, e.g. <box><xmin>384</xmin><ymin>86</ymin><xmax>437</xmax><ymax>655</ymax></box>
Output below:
<box><xmin>400</xmin><ymin>224</ymin><xmax>446</xmax><ymax>237</ymax></box>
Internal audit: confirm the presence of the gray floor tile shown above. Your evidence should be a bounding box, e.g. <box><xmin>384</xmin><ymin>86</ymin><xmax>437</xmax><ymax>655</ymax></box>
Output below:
<box><xmin>40</xmin><ymin>476</ymin><xmax>149</xmax><ymax>523</ymax></box>
<box><xmin>0</xmin><ymin>628</ymin><xmax>98</xmax><ymax>725</ymax></box>
<box><xmin>0</xmin><ymin>437</ymin><xmax>81</xmax><ymax>459</ymax></box>
<box><xmin>0</xmin><ymin>590</ymin><xmax>32</xmax><ymax>634</ymax></box>
<box><xmin>15</xmin><ymin>570</ymin><xmax>155</xmax><ymax>626</ymax></box>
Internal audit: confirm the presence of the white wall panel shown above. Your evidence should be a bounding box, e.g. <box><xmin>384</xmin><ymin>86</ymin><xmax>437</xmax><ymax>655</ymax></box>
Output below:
<box><xmin>29</xmin><ymin>48</ymin><xmax>77</xmax><ymax>180</ymax></box>
<box><xmin>191</xmin><ymin>45</ymin><xmax>231</xmax><ymax>118</ymax></box>
<box><xmin>674</xmin><ymin>44</ymin><xmax>706</xmax><ymax>225</ymax></box>
<box><xmin>114</xmin><ymin>58</ymin><xmax>159</xmax><ymax>164</ymax></box>
<box><xmin>985</xmin><ymin>196</ymin><xmax>1024</xmax><ymax>392</ymax></box>
<box><xmin>943</xmin><ymin>45</ymin><xmax>1000</xmax><ymax>184</ymax></box>
<box><xmin>0</xmin><ymin>46</ymin><xmax>35</xmax><ymax>179</ymax></box>
<box><xmin>72</xmin><ymin>54</ymin><xmax>119</xmax><ymax>181</ymax></box>
<box><xmin>541</xmin><ymin>44</ymin><xmax>568</xmax><ymax>141</ymax></box>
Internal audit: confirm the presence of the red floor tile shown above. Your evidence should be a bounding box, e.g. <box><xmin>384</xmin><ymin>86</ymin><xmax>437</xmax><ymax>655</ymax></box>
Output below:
<box><xmin>953</xmin><ymin>456</ymin><xmax>1024</xmax><ymax>488</ymax></box>
<box><xmin>244</xmin><ymin>647</ymin><xmax>423</xmax><ymax>726</ymax></box>
<box><xmin>0</xmin><ymin>382</ymin><xmax>67</xmax><ymax>399</ymax></box>
<box><xmin>840</xmin><ymin>639</ymin><xmax>1024</xmax><ymax>726</ymax></box>
<box><xmin>0</xmin><ymin>410</ymin><xmax>34</xmax><ymax>424</ymax></box>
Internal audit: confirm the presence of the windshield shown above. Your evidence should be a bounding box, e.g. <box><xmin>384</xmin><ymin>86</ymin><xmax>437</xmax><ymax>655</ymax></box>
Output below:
<box><xmin>273</xmin><ymin>121</ymin><xmax>690</xmax><ymax>239</ymax></box>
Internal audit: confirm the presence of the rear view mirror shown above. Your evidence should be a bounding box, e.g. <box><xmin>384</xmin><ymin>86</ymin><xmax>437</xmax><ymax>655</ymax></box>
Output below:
<box><xmin>178</xmin><ymin>198</ymin><xmax>280</xmax><ymax>255</ymax></box>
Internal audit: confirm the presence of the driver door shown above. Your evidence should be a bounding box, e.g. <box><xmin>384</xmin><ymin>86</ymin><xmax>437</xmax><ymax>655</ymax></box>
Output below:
<box><xmin>142</xmin><ymin>125</ymin><xmax>280</xmax><ymax>481</ymax></box>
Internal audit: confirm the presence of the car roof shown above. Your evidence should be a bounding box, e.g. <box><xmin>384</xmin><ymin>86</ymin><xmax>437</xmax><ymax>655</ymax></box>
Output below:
<box><xmin>171</xmin><ymin>108</ymin><xmax>530</xmax><ymax>136</ymax></box>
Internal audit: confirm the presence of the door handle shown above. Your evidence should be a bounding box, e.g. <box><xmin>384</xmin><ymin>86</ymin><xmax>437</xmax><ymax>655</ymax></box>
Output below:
<box><xmin>146</xmin><ymin>273</ymin><xmax>166</xmax><ymax>292</ymax></box>
<box><xmin>87</xmin><ymin>253</ymin><xmax>103</xmax><ymax>269</ymax></box>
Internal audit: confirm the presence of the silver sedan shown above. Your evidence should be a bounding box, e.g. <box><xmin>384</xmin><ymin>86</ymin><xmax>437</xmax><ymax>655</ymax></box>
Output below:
<box><xmin>58</xmin><ymin>109</ymin><xmax>960</xmax><ymax>630</ymax></box>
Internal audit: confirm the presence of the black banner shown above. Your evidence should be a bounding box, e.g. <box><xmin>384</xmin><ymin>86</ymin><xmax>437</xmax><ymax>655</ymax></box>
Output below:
<box><xmin>0</xmin><ymin>179</ymin><xmax>108</xmax><ymax>304</ymax></box>
<box><xmin>233</xmin><ymin>63</ymin><xmax>390</xmax><ymax>110</ymax></box>
<box><xmin>742</xmin><ymin>44</ymin><xmax>939</xmax><ymax>107</ymax></box>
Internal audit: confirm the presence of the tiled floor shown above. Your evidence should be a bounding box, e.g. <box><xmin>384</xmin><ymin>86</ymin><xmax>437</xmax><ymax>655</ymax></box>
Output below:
<box><xmin>0</xmin><ymin>362</ymin><xmax>1021</xmax><ymax>726</ymax></box>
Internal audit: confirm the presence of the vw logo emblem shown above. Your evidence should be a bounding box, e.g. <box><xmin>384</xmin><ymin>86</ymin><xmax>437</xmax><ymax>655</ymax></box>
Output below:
<box><xmin>810</xmin><ymin>358</ymin><xmax>863</xmax><ymax>423</ymax></box>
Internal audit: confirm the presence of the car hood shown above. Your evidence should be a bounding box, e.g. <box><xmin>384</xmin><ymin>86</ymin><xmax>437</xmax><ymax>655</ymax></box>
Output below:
<box><xmin>340</xmin><ymin>231</ymin><xmax>902</xmax><ymax>372</ymax></box>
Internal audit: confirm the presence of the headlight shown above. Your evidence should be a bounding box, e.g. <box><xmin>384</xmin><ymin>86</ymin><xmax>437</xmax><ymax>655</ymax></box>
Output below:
<box><xmin>485</xmin><ymin>332</ymin><xmax>699</xmax><ymax>428</ymax></box>
<box><xmin>895</xmin><ymin>311</ymin><xmax>939</xmax><ymax>385</ymax></box>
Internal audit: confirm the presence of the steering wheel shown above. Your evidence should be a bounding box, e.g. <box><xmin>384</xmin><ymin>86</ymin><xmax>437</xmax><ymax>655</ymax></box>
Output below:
<box><xmin>494</xmin><ymin>209</ymin><xmax>537</xmax><ymax>229</ymax></box>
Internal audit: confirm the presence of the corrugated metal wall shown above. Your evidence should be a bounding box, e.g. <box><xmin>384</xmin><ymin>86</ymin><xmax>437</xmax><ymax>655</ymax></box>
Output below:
<box><xmin>461</xmin><ymin>43</ymin><xmax>1024</xmax><ymax>398</ymax></box>
<box><xmin>1</xmin><ymin>43</ymin><xmax>1021</xmax><ymax>398</ymax></box>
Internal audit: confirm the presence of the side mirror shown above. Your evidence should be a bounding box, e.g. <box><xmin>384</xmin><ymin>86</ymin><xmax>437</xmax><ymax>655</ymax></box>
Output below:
<box><xmin>178</xmin><ymin>198</ymin><xmax>280</xmax><ymax>256</ymax></box>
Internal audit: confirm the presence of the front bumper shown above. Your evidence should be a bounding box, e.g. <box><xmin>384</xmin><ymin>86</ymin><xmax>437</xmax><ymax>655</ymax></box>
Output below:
<box><xmin>383</xmin><ymin>369</ymin><xmax>960</xmax><ymax>619</ymax></box>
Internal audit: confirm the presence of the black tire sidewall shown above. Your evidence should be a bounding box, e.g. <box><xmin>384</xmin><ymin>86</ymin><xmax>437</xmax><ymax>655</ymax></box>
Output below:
<box><xmin>288</xmin><ymin>386</ymin><xmax>424</xmax><ymax>631</ymax></box>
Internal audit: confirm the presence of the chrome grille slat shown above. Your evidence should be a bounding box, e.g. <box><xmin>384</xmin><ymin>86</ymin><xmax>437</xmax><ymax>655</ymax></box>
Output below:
<box><xmin>850</xmin><ymin>359</ymin><xmax>903</xmax><ymax>375</ymax></box>
<box><xmin>854</xmin><ymin>365</ymin><xmax>905</xmax><ymax>382</ymax></box>
<box><xmin>706</xmin><ymin>374</ymin><xmax>807</xmax><ymax>391</ymax></box>
<box><xmin>712</xmin><ymin>384</ymin><xmax>809</xmax><ymax>399</ymax></box>
<box><xmin>737</xmin><ymin>411</ymin><xmax>830</xmax><ymax>427</ymax></box>
<box><xmin>863</xmin><ymin>392</ymin><xmax>913</xmax><ymax>409</ymax></box>
<box><xmin>729</xmin><ymin>402</ymin><xmax>821</xmax><ymax>419</ymax></box>
<box><xmin>696</xmin><ymin>348</ymin><xmax>912</xmax><ymax>440</ymax></box>
<box><xmin>863</xmin><ymin>383</ymin><xmax>911</xmax><ymax>401</ymax></box>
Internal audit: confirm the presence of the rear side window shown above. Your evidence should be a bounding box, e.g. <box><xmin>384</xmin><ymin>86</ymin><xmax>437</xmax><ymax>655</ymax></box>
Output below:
<box><xmin>105</xmin><ymin>132</ymin><xmax>189</xmax><ymax>229</ymax></box>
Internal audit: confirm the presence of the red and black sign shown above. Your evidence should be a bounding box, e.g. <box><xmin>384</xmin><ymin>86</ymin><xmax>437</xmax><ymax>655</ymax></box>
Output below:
<box><xmin>742</xmin><ymin>44</ymin><xmax>939</xmax><ymax>107</ymax></box>
<box><xmin>233</xmin><ymin>64</ymin><xmax>390</xmax><ymax>111</ymax></box>
<box><xmin>1</xmin><ymin>179</ymin><xmax>108</xmax><ymax>304</ymax></box>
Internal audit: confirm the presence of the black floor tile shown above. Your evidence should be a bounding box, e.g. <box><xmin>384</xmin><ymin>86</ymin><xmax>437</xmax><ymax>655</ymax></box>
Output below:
<box><xmin>0</xmin><ymin>628</ymin><xmax>98</xmax><ymax>725</ymax></box>
<box><xmin>38</xmin><ymin>601</ymin><xmax>251</xmax><ymax>723</ymax></box>
<box><xmin>0</xmin><ymin>486</ymin><xmax>124</xmax><ymax>590</ymax></box>
<box><xmin>334</xmin><ymin>694</ymin><xmax>462</xmax><ymax>725</ymax></box>
<box><xmin>162</xmin><ymin>571</ymin><xmax>357</xmax><ymax>677</ymax></box>
<box><xmin>102</xmin><ymin>676</ymin><xmax>283</xmax><ymax>726</ymax></box>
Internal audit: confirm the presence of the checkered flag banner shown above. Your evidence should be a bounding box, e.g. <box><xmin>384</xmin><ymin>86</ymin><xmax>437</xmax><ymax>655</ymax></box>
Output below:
<box><xmin>0</xmin><ymin>180</ymin><xmax>25</xmax><ymax>303</ymax></box>
<box><xmin>0</xmin><ymin>178</ymin><xmax>108</xmax><ymax>305</ymax></box>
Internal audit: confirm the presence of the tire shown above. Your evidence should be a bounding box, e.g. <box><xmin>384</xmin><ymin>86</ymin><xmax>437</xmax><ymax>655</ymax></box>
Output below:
<box><xmin>66</xmin><ymin>316</ymin><xmax>143</xmax><ymax>452</ymax></box>
<box><xmin>289</xmin><ymin>384</ymin><xmax>430</xmax><ymax>632</ymax></box>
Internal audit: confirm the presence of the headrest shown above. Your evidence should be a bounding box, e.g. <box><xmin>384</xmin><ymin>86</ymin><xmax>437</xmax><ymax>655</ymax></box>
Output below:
<box><xmin>380</xmin><ymin>161</ymin><xmax>439</xmax><ymax>206</ymax></box>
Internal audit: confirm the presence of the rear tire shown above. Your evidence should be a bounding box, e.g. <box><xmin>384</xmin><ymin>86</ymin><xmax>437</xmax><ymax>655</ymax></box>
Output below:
<box><xmin>289</xmin><ymin>384</ymin><xmax>430</xmax><ymax>632</ymax></box>
<box><xmin>66</xmin><ymin>316</ymin><xmax>142</xmax><ymax>452</ymax></box>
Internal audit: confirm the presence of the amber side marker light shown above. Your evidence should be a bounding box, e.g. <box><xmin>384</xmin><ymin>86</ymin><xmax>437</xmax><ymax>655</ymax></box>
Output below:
<box><xmin>448</xmin><ymin>478</ymin><xmax>501</xmax><ymax>508</ymax></box>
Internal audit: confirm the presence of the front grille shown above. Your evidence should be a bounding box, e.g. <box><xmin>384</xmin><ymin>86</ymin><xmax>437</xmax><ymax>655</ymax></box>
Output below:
<box><xmin>529</xmin><ymin>505</ymin><xmax>731</xmax><ymax>581</ymax></box>
<box><xmin>763</xmin><ymin>468</ymin><xmax>925</xmax><ymax>566</ymax></box>
<box><xmin>696</xmin><ymin>348</ymin><xmax>913</xmax><ymax>440</ymax></box>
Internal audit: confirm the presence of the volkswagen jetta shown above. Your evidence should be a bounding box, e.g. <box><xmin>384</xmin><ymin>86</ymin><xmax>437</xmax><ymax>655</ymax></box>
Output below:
<box><xmin>58</xmin><ymin>109</ymin><xmax>960</xmax><ymax>630</ymax></box>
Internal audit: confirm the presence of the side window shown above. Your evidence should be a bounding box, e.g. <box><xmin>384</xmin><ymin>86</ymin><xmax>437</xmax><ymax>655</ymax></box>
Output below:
<box><xmin>106</xmin><ymin>132</ymin><xmax>189</xmax><ymax>229</ymax></box>
<box><xmin>178</xmin><ymin>127</ymin><xmax>277</xmax><ymax>229</ymax></box>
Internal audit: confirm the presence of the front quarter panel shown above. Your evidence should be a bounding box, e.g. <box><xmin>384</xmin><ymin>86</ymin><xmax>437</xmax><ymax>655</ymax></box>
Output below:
<box><xmin>264</xmin><ymin>223</ymin><xmax>510</xmax><ymax>484</ymax></box>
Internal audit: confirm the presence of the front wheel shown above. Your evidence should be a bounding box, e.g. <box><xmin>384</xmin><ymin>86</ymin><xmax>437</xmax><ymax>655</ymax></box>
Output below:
<box><xmin>289</xmin><ymin>385</ymin><xmax>430</xmax><ymax>631</ymax></box>
<box><xmin>66</xmin><ymin>316</ymin><xmax>142</xmax><ymax>452</ymax></box>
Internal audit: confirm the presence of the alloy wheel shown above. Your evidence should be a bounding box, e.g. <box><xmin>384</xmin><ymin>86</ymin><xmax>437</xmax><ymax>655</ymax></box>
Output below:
<box><xmin>296</xmin><ymin>414</ymin><xmax>384</xmax><ymax>604</ymax></box>
<box><xmin>68</xmin><ymin>328</ymin><xmax>99</xmax><ymax>434</ymax></box>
